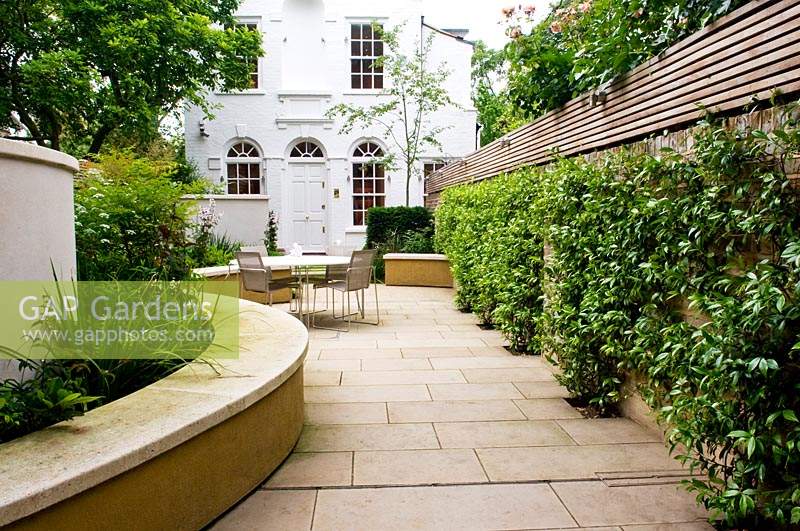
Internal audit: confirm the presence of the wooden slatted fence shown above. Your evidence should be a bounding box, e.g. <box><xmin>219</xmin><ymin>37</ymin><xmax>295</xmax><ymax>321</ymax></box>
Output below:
<box><xmin>425</xmin><ymin>0</ymin><xmax>800</xmax><ymax>207</ymax></box>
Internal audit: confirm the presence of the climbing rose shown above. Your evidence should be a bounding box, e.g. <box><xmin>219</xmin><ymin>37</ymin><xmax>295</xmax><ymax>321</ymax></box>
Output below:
<box><xmin>550</xmin><ymin>21</ymin><xmax>562</xmax><ymax>33</ymax></box>
<box><xmin>502</xmin><ymin>6</ymin><xmax>515</xmax><ymax>17</ymax></box>
<box><xmin>523</xmin><ymin>4</ymin><xmax>535</xmax><ymax>15</ymax></box>
<box><xmin>579</xmin><ymin>1</ymin><xmax>592</xmax><ymax>13</ymax></box>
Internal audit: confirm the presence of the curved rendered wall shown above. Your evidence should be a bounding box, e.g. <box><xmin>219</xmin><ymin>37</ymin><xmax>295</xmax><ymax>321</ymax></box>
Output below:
<box><xmin>0</xmin><ymin>138</ymin><xmax>78</xmax><ymax>281</ymax></box>
<box><xmin>0</xmin><ymin>303</ymin><xmax>308</xmax><ymax>530</ymax></box>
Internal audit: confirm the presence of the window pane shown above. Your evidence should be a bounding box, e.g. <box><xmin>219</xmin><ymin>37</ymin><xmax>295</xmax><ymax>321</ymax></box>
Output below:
<box><xmin>353</xmin><ymin>180</ymin><xmax>363</xmax><ymax>193</ymax></box>
<box><xmin>351</xmin><ymin>41</ymin><xmax>360</xmax><ymax>56</ymax></box>
<box><xmin>250</xmin><ymin>180</ymin><xmax>261</xmax><ymax>194</ymax></box>
<box><xmin>228</xmin><ymin>181</ymin><xmax>237</xmax><ymax>194</ymax></box>
<box><xmin>375</xmin><ymin>41</ymin><xmax>383</xmax><ymax>56</ymax></box>
<box><xmin>351</xmin><ymin>59</ymin><xmax>361</xmax><ymax>73</ymax></box>
<box><xmin>375</xmin><ymin>165</ymin><xmax>385</xmax><ymax>177</ymax></box>
<box><xmin>361</xmin><ymin>59</ymin><xmax>372</xmax><ymax>73</ymax></box>
<box><xmin>364</xmin><ymin>196</ymin><xmax>374</xmax><ymax>209</ymax></box>
<box><xmin>376</xmin><ymin>195</ymin><xmax>385</xmax><ymax>207</ymax></box>
<box><xmin>374</xmin><ymin>75</ymin><xmax>383</xmax><ymax>89</ymax></box>
<box><xmin>375</xmin><ymin>179</ymin><xmax>384</xmax><ymax>193</ymax></box>
<box><xmin>351</xmin><ymin>75</ymin><xmax>361</xmax><ymax>89</ymax></box>
<box><xmin>351</xmin><ymin>24</ymin><xmax>360</xmax><ymax>39</ymax></box>
<box><xmin>249</xmin><ymin>163</ymin><xmax>260</xmax><ymax>178</ymax></box>
<box><xmin>362</xmin><ymin>24</ymin><xmax>372</xmax><ymax>39</ymax></box>
<box><xmin>363</xmin><ymin>41</ymin><xmax>372</xmax><ymax>56</ymax></box>
<box><xmin>354</xmin><ymin>211</ymin><xmax>363</xmax><ymax>226</ymax></box>
<box><xmin>364</xmin><ymin>179</ymin><xmax>374</xmax><ymax>193</ymax></box>
<box><xmin>354</xmin><ymin>197</ymin><xmax>364</xmax><ymax>210</ymax></box>
<box><xmin>363</xmin><ymin>75</ymin><xmax>372</xmax><ymax>89</ymax></box>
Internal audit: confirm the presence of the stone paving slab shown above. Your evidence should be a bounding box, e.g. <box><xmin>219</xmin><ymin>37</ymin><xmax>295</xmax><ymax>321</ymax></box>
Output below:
<box><xmin>556</xmin><ymin>418</ymin><xmax>662</xmax><ymax>445</ymax></box>
<box><xmin>551</xmin><ymin>482</ymin><xmax>709</xmax><ymax>527</ymax></box>
<box><xmin>211</xmin><ymin>490</ymin><xmax>316</xmax><ymax>530</ymax></box>
<box><xmin>353</xmin><ymin>449</ymin><xmax>488</xmax><ymax>486</ymax></box>
<box><xmin>312</xmin><ymin>484</ymin><xmax>577</xmax><ymax>530</ymax></box>
<box><xmin>514</xmin><ymin>398</ymin><xmax>586</xmax><ymax>420</ymax></box>
<box><xmin>476</xmin><ymin>444</ymin><xmax>684</xmax><ymax>481</ymax></box>
<box><xmin>427</xmin><ymin>382</ymin><xmax>525</xmax><ymax>401</ymax></box>
<box><xmin>264</xmin><ymin>451</ymin><xmax>352</xmax><ymax>488</ymax></box>
<box><xmin>434</xmin><ymin>420</ymin><xmax>575</xmax><ymax>448</ymax></box>
<box><xmin>462</xmin><ymin>367</ymin><xmax>555</xmax><ymax>382</ymax></box>
<box><xmin>305</xmin><ymin>384</ymin><xmax>430</xmax><ymax>403</ymax></box>
<box><xmin>388</xmin><ymin>399</ymin><xmax>527</xmax><ymax>423</ymax></box>
<box><xmin>340</xmin><ymin>369</ymin><xmax>465</xmax><ymax>386</ymax></box>
<box><xmin>213</xmin><ymin>286</ymin><xmax>709</xmax><ymax>530</ymax></box>
<box><xmin>296</xmin><ymin>423</ymin><xmax>439</xmax><ymax>452</ymax></box>
<box><xmin>304</xmin><ymin>402</ymin><xmax>388</xmax><ymax>425</ymax></box>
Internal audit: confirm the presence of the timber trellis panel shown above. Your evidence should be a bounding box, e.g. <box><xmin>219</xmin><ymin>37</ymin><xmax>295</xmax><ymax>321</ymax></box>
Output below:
<box><xmin>425</xmin><ymin>0</ymin><xmax>800</xmax><ymax>207</ymax></box>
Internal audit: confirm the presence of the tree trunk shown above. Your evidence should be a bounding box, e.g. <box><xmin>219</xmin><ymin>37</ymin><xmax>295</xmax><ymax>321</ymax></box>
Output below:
<box><xmin>405</xmin><ymin>163</ymin><xmax>412</xmax><ymax>206</ymax></box>
<box><xmin>88</xmin><ymin>123</ymin><xmax>114</xmax><ymax>155</ymax></box>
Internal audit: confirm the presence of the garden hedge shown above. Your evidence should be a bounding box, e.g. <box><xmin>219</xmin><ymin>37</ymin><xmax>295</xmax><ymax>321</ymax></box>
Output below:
<box><xmin>365</xmin><ymin>206</ymin><xmax>435</xmax><ymax>279</ymax></box>
<box><xmin>435</xmin><ymin>110</ymin><xmax>800</xmax><ymax>528</ymax></box>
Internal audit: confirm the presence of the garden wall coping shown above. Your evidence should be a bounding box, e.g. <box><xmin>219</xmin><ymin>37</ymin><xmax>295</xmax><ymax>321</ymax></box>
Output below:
<box><xmin>383</xmin><ymin>253</ymin><xmax>449</xmax><ymax>261</ymax></box>
<box><xmin>0</xmin><ymin>138</ymin><xmax>78</xmax><ymax>173</ymax></box>
<box><xmin>0</xmin><ymin>301</ymin><xmax>308</xmax><ymax>526</ymax></box>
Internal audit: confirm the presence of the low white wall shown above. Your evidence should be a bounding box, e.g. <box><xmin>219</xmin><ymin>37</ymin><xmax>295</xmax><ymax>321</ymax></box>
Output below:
<box><xmin>0</xmin><ymin>139</ymin><xmax>78</xmax><ymax>281</ymax></box>
<box><xmin>189</xmin><ymin>195</ymin><xmax>270</xmax><ymax>247</ymax></box>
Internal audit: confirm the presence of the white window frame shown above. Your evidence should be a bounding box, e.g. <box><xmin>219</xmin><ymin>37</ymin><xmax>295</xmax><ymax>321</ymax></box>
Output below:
<box><xmin>225</xmin><ymin>141</ymin><xmax>263</xmax><ymax>195</ymax></box>
<box><xmin>348</xmin><ymin>21</ymin><xmax>385</xmax><ymax>91</ymax></box>
<box><xmin>351</xmin><ymin>141</ymin><xmax>386</xmax><ymax>226</ymax></box>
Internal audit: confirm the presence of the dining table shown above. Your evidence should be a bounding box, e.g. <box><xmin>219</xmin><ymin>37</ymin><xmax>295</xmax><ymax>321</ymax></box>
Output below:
<box><xmin>231</xmin><ymin>254</ymin><xmax>351</xmax><ymax>326</ymax></box>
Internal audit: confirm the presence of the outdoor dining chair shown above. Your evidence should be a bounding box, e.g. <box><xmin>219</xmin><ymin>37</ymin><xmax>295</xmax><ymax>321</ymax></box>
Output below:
<box><xmin>235</xmin><ymin>251</ymin><xmax>302</xmax><ymax>310</ymax></box>
<box><xmin>311</xmin><ymin>249</ymin><xmax>380</xmax><ymax>331</ymax></box>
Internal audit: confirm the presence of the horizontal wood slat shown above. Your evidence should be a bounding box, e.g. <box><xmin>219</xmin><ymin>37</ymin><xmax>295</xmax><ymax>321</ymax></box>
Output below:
<box><xmin>426</xmin><ymin>0</ymin><xmax>800</xmax><ymax>206</ymax></box>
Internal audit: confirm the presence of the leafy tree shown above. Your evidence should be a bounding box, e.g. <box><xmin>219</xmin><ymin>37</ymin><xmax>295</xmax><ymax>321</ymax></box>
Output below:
<box><xmin>0</xmin><ymin>0</ymin><xmax>262</xmax><ymax>155</ymax></box>
<box><xmin>471</xmin><ymin>42</ymin><xmax>506</xmax><ymax>146</ymax></box>
<box><xmin>503</xmin><ymin>0</ymin><xmax>745</xmax><ymax>120</ymax></box>
<box><xmin>327</xmin><ymin>24</ymin><xmax>454</xmax><ymax>206</ymax></box>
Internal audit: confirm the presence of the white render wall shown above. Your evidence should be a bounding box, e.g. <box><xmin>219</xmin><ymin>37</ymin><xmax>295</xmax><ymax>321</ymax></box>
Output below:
<box><xmin>185</xmin><ymin>0</ymin><xmax>476</xmax><ymax>252</ymax></box>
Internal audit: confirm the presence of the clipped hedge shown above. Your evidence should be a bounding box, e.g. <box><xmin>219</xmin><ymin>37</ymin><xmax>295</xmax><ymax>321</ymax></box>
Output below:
<box><xmin>366</xmin><ymin>206</ymin><xmax>434</xmax><ymax>279</ymax></box>
<box><xmin>435</xmin><ymin>110</ymin><xmax>800</xmax><ymax>528</ymax></box>
<box><xmin>435</xmin><ymin>170</ymin><xmax>545</xmax><ymax>352</ymax></box>
<box><xmin>365</xmin><ymin>206</ymin><xmax>433</xmax><ymax>247</ymax></box>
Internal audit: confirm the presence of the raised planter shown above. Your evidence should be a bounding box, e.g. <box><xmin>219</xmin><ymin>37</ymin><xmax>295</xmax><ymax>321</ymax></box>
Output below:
<box><xmin>384</xmin><ymin>253</ymin><xmax>454</xmax><ymax>288</ymax></box>
<box><xmin>0</xmin><ymin>139</ymin><xmax>78</xmax><ymax>281</ymax></box>
<box><xmin>0</xmin><ymin>301</ymin><xmax>307</xmax><ymax>530</ymax></box>
<box><xmin>193</xmin><ymin>265</ymin><xmax>293</xmax><ymax>304</ymax></box>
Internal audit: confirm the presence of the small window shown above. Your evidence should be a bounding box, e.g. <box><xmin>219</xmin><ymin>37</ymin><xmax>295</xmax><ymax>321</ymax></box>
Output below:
<box><xmin>424</xmin><ymin>162</ymin><xmax>447</xmax><ymax>177</ymax></box>
<box><xmin>351</xmin><ymin>142</ymin><xmax>386</xmax><ymax>226</ymax></box>
<box><xmin>350</xmin><ymin>23</ymin><xmax>384</xmax><ymax>90</ymax></box>
<box><xmin>226</xmin><ymin>142</ymin><xmax>262</xmax><ymax>194</ymax></box>
<box><xmin>236</xmin><ymin>23</ymin><xmax>260</xmax><ymax>89</ymax></box>
<box><xmin>290</xmin><ymin>141</ymin><xmax>324</xmax><ymax>158</ymax></box>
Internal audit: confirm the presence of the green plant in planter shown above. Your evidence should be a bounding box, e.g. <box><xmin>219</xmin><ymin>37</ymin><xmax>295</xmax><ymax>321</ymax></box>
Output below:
<box><xmin>264</xmin><ymin>210</ymin><xmax>280</xmax><ymax>256</ymax></box>
<box><xmin>435</xmin><ymin>106</ymin><xmax>800</xmax><ymax>527</ymax></box>
<box><xmin>366</xmin><ymin>206</ymin><xmax>435</xmax><ymax>280</ymax></box>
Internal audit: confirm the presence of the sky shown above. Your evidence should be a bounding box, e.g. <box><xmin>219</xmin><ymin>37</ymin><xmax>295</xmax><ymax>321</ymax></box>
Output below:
<box><xmin>421</xmin><ymin>0</ymin><xmax>552</xmax><ymax>49</ymax></box>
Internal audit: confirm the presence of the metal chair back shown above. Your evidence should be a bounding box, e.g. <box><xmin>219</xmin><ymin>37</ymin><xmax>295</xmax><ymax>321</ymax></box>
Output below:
<box><xmin>347</xmin><ymin>249</ymin><xmax>376</xmax><ymax>291</ymax></box>
<box><xmin>236</xmin><ymin>251</ymin><xmax>271</xmax><ymax>292</ymax></box>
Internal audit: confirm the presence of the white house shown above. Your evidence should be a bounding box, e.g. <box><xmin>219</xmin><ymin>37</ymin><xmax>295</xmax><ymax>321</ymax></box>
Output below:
<box><xmin>184</xmin><ymin>0</ymin><xmax>476</xmax><ymax>253</ymax></box>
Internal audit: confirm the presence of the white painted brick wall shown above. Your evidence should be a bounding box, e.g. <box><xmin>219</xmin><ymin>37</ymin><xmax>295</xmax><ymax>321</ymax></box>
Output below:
<box><xmin>185</xmin><ymin>0</ymin><xmax>476</xmax><ymax>251</ymax></box>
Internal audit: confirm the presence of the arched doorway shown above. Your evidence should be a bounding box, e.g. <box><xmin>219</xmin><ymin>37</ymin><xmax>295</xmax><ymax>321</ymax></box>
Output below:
<box><xmin>287</xmin><ymin>139</ymin><xmax>327</xmax><ymax>252</ymax></box>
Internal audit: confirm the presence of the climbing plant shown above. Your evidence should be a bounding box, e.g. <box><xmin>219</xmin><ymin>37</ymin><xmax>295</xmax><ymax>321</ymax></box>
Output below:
<box><xmin>435</xmin><ymin>106</ymin><xmax>800</xmax><ymax>527</ymax></box>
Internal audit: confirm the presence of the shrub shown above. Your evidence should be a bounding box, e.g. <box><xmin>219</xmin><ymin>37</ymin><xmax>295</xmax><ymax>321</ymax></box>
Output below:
<box><xmin>365</xmin><ymin>206</ymin><xmax>435</xmax><ymax>279</ymax></box>
<box><xmin>75</xmin><ymin>150</ymin><xmax>203</xmax><ymax>280</ymax></box>
<box><xmin>435</xmin><ymin>109</ymin><xmax>800</xmax><ymax>527</ymax></box>
<box><xmin>436</xmin><ymin>169</ymin><xmax>545</xmax><ymax>352</ymax></box>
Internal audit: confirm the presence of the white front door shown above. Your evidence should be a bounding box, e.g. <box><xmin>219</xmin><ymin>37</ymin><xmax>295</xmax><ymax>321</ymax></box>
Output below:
<box><xmin>290</xmin><ymin>163</ymin><xmax>326</xmax><ymax>252</ymax></box>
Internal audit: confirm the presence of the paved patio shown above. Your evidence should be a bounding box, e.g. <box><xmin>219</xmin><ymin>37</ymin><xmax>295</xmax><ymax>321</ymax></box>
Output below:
<box><xmin>212</xmin><ymin>286</ymin><xmax>711</xmax><ymax>530</ymax></box>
